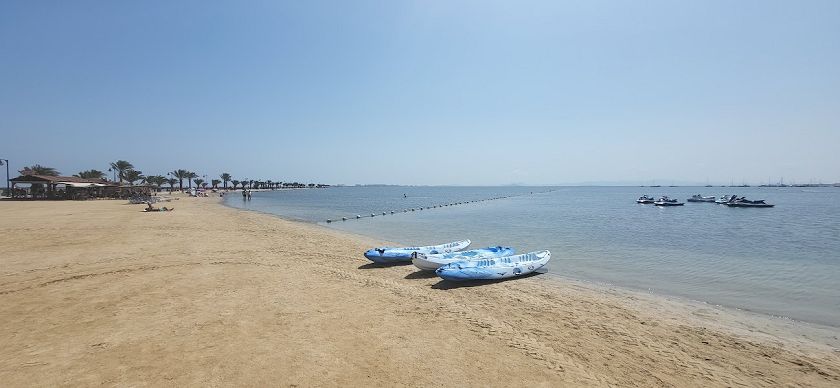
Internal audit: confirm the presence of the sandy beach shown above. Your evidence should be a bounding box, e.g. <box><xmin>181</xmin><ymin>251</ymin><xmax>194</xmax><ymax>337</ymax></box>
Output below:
<box><xmin>1</xmin><ymin>197</ymin><xmax>839</xmax><ymax>387</ymax></box>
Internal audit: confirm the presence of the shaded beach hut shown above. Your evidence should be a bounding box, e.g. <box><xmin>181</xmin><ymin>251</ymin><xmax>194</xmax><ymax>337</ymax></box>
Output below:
<box><xmin>9</xmin><ymin>174</ymin><xmax>120</xmax><ymax>199</ymax></box>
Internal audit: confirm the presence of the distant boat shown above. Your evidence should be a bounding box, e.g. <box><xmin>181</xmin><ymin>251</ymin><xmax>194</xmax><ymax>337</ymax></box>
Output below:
<box><xmin>726</xmin><ymin>197</ymin><xmax>775</xmax><ymax>208</ymax></box>
<box><xmin>654</xmin><ymin>196</ymin><xmax>684</xmax><ymax>206</ymax></box>
<box><xmin>715</xmin><ymin>195</ymin><xmax>735</xmax><ymax>204</ymax></box>
<box><xmin>636</xmin><ymin>195</ymin><xmax>655</xmax><ymax>204</ymax></box>
<box><xmin>687</xmin><ymin>194</ymin><xmax>716</xmax><ymax>203</ymax></box>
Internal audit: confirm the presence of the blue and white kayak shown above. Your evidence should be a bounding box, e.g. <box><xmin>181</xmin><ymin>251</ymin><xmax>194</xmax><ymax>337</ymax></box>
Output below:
<box><xmin>412</xmin><ymin>246</ymin><xmax>515</xmax><ymax>271</ymax></box>
<box><xmin>364</xmin><ymin>239</ymin><xmax>471</xmax><ymax>264</ymax></box>
<box><xmin>435</xmin><ymin>250</ymin><xmax>550</xmax><ymax>281</ymax></box>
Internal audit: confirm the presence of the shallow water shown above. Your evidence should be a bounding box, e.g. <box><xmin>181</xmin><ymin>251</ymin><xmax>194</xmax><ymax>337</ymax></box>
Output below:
<box><xmin>225</xmin><ymin>186</ymin><xmax>840</xmax><ymax>327</ymax></box>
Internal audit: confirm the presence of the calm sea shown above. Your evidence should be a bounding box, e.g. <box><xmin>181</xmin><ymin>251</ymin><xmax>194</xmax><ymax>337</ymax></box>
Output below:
<box><xmin>224</xmin><ymin>186</ymin><xmax>840</xmax><ymax>328</ymax></box>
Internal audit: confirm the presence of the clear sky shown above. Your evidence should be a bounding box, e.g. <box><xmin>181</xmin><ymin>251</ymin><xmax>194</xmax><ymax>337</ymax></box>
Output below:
<box><xmin>2</xmin><ymin>1</ymin><xmax>838</xmax><ymax>185</ymax></box>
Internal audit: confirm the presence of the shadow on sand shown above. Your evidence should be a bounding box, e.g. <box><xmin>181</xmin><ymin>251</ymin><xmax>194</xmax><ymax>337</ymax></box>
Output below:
<box><xmin>404</xmin><ymin>270</ymin><xmax>439</xmax><ymax>280</ymax></box>
<box><xmin>430</xmin><ymin>272</ymin><xmax>544</xmax><ymax>289</ymax></box>
<box><xmin>357</xmin><ymin>262</ymin><xmax>413</xmax><ymax>270</ymax></box>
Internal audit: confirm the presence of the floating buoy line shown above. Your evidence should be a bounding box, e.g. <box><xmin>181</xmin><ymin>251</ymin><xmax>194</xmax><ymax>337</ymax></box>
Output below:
<box><xmin>324</xmin><ymin>189</ymin><xmax>556</xmax><ymax>223</ymax></box>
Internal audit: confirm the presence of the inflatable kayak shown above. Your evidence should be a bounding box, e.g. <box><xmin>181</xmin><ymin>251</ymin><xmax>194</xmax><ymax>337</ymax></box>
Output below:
<box><xmin>435</xmin><ymin>250</ymin><xmax>550</xmax><ymax>281</ymax></box>
<box><xmin>412</xmin><ymin>246</ymin><xmax>515</xmax><ymax>271</ymax></box>
<box><xmin>364</xmin><ymin>240</ymin><xmax>471</xmax><ymax>264</ymax></box>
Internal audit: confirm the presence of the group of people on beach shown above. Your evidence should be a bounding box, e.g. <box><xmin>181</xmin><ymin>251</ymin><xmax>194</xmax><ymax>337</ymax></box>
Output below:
<box><xmin>242</xmin><ymin>189</ymin><xmax>252</xmax><ymax>200</ymax></box>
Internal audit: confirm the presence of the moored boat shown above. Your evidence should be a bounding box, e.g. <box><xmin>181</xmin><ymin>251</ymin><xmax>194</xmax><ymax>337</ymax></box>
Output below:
<box><xmin>435</xmin><ymin>250</ymin><xmax>551</xmax><ymax>281</ymax></box>
<box><xmin>715</xmin><ymin>195</ymin><xmax>735</xmax><ymax>204</ymax></box>
<box><xmin>653</xmin><ymin>196</ymin><xmax>684</xmax><ymax>206</ymax></box>
<box><xmin>636</xmin><ymin>195</ymin><xmax>655</xmax><ymax>204</ymax></box>
<box><xmin>687</xmin><ymin>194</ymin><xmax>716</xmax><ymax>202</ymax></box>
<box><xmin>412</xmin><ymin>246</ymin><xmax>515</xmax><ymax>271</ymax></box>
<box><xmin>725</xmin><ymin>197</ymin><xmax>775</xmax><ymax>208</ymax></box>
<box><xmin>364</xmin><ymin>239</ymin><xmax>471</xmax><ymax>264</ymax></box>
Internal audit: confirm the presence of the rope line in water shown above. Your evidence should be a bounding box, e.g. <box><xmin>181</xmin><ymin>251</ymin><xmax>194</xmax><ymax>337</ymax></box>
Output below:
<box><xmin>324</xmin><ymin>190</ymin><xmax>556</xmax><ymax>223</ymax></box>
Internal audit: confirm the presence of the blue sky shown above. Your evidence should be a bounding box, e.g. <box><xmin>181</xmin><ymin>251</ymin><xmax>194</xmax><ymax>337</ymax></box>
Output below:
<box><xmin>2</xmin><ymin>1</ymin><xmax>838</xmax><ymax>185</ymax></box>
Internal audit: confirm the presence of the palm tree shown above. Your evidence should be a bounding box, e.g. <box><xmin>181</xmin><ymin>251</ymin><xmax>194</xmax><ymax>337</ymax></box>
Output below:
<box><xmin>143</xmin><ymin>175</ymin><xmax>155</xmax><ymax>190</ymax></box>
<box><xmin>170</xmin><ymin>169</ymin><xmax>189</xmax><ymax>191</ymax></box>
<box><xmin>231</xmin><ymin>180</ymin><xmax>240</xmax><ymax>189</ymax></box>
<box><xmin>145</xmin><ymin>175</ymin><xmax>166</xmax><ymax>192</ymax></box>
<box><xmin>122</xmin><ymin>170</ymin><xmax>144</xmax><ymax>185</ymax></box>
<box><xmin>193</xmin><ymin>178</ymin><xmax>204</xmax><ymax>189</ymax></box>
<box><xmin>166</xmin><ymin>178</ymin><xmax>178</xmax><ymax>192</ymax></box>
<box><xmin>220</xmin><ymin>173</ymin><xmax>231</xmax><ymax>190</ymax></box>
<box><xmin>109</xmin><ymin>160</ymin><xmax>134</xmax><ymax>183</ymax></box>
<box><xmin>187</xmin><ymin>171</ymin><xmax>197</xmax><ymax>189</ymax></box>
<box><xmin>74</xmin><ymin>169</ymin><xmax>105</xmax><ymax>179</ymax></box>
<box><xmin>19</xmin><ymin>164</ymin><xmax>60</xmax><ymax>176</ymax></box>
<box><xmin>211</xmin><ymin>179</ymin><xmax>221</xmax><ymax>189</ymax></box>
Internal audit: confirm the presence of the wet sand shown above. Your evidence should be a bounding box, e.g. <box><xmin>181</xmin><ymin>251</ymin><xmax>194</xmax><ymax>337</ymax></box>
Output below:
<box><xmin>1</xmin><ymin>197</ymin><xmax>839</xmax><ymax>386</ymax></box>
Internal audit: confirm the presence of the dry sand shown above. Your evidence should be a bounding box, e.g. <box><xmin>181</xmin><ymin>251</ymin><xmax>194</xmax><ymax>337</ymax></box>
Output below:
<box><xmin>1</xmin><ymin>196</ymin><xmax>839</xmax><ymax>387</ymax></box>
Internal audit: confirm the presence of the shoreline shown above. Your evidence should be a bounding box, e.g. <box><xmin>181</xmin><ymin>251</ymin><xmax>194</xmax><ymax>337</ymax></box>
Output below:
<box><xmin>221</xmin><ymin>195</ymin><xmax>840</xmax><ymax>350</ymax></box>
<box><xmin>543</xmin><ymin>274</ymin><xmax>840</xmax><ymax>353</ymax></box>
<box><xmin>2</xmin><ymin>197</ymin><xmax>839</xmax><ymax>386</ymax></box>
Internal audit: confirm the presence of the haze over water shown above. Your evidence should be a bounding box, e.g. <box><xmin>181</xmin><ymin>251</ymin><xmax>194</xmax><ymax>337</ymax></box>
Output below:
<box><xmin>227</xmin><ymin>186</ymin><xmax>840</xmax><ymax>328</ymax></box>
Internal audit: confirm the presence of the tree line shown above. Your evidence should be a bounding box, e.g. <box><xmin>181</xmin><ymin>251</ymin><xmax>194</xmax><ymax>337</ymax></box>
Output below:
<box><xmin>17</xmin><ymin>161</ymin><xmax>329</xmax><ymax>191</ymax></box>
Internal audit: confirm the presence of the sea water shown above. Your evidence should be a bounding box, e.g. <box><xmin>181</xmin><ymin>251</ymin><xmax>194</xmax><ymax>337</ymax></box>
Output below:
<box><xmin>225</xmin><ymin>186</ymin><xmax>840</xmax><ymax>328</ymax></box>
